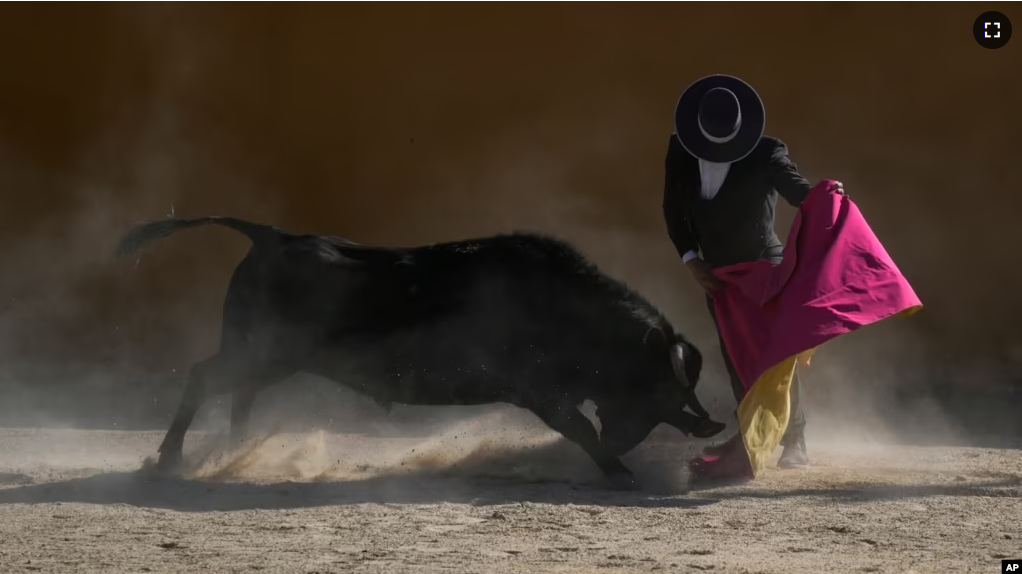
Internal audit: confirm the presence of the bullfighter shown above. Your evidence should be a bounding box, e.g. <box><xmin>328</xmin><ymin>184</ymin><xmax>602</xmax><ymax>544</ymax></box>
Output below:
<box><xmin>661</xmin><ymin>74</ymin><xmax>844</xmax><ymax>470</ymax></box>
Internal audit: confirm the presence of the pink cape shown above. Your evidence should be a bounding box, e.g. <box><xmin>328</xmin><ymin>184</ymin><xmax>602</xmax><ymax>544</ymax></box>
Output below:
<box><xmin>690</xmin><ymin>180</ymin><xmax>923</xmax><ymax>480</ymax></box>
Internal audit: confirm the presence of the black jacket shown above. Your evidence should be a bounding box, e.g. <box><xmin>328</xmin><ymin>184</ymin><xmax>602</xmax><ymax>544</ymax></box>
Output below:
<box><xmin>662</xmin><ymin>135</ymin><xmax>813</xmax><ymax>268</ymax></box>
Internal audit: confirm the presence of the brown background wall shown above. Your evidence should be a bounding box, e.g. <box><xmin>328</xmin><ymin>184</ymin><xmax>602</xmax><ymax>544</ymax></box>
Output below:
<box><xmin>0</xmin><ymin>3</ymin><xmax>1018</xmax><ymax>400</ymax></box>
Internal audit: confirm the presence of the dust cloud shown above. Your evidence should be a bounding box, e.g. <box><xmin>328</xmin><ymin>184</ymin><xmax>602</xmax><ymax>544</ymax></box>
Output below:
<box><xmin>150</xmin><ymin>401</ymin><xmax>690</xmax><ymax>496</ymax></box>
<box><xmin>181</xmin><ymin>414</ymin><xmax>586</xmax><ymax>485</ymax></box>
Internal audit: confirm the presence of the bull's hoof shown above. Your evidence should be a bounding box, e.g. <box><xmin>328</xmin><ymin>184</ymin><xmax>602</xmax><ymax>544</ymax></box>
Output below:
<box><xmin>154</xmin><ymin>450</ymin><xmax>184</xmax><ymax>474</ymax></box>
<box><xmin>690</xmin><ymin>418</ymin><xmax>727</xmax><ymax>439</ymax></box>
<box><xmin>606</xmin><ymin>473</ymin><xmax>640</xmax><ymax>492</ymax></box>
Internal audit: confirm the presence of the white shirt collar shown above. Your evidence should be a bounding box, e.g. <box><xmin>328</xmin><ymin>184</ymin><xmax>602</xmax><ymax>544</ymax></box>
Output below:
<box><xmin>697</xmin><ymin>159</ymin><xmax>731</xmax><ymax>201</ymax></box>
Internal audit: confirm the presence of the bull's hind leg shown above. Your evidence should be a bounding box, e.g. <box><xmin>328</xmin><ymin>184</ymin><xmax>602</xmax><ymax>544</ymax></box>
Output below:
<box><xmin>156</xmin><ymin>354</ymin><xmax>237</xmax><ymax>471</ymax></box>
<box><xmin>227</xmin><ymin>365</ymin><xmax>295</xmax><ymax>448</ymax></box>
<box><xmin>229</xmin><ymin>387</ymin><xmax>259</xmax><ymax>446</ymax></box>
<box><xmin>530</xmin><ymin>402</ymin><xmax>638</xmax><ymax>491</ymax></box>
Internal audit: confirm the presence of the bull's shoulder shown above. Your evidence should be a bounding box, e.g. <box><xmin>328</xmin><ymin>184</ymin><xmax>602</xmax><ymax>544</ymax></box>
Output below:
<box><xmin>485</xmin><ymin>234</ymin><xmax>673</xmax><ymax>332</ymax></box>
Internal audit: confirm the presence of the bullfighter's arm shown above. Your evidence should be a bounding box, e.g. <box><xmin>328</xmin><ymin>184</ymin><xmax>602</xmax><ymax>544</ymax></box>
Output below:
<box><xmin>663</xmin><ymin>135</ymin><xmax>699</xmax><ymax>262</ymax></box>
<box><xmin>767</xmin><ymin>139</ymin><xmax>814</xmax><ymax>208</ymax></box>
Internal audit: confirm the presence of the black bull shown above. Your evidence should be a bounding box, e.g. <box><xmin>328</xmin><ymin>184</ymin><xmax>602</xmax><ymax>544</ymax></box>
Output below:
<box><xmin>116</xmin><ymin>216</ymin><xmax>726</xmax><ymax>488</ymax></box>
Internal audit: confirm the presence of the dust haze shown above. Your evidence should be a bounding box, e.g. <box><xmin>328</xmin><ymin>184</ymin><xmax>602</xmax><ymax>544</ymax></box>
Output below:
<box><xmin>0</xmin><ymin>5</ymin><xmax>1019</xmax><ymax>573</ymax></box>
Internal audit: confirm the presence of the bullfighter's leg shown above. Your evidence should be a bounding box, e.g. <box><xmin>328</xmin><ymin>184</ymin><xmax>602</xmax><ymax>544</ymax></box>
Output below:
<box><xmin>156</xmin><ymin>355</ymin><xmax>232</xmax><ymax>471</ymax></box>
<box><xmin>700</xmin><ymin>296</ymin><xmax>750</xmax><ymax>457</ymax></box>
<box><xmin>777</xmin><ymin>367</ymin><xmax>809</xmax><ymax>469</ymax></box>
<box><xmin>531</xmin><ymin>402</ymin><xmax>638</xmax><ymax>490</ymax></box>
<box><xmin>703</xmin><ymin>296</ymin><xmax>809</xmax><ymax>466</ymax></box>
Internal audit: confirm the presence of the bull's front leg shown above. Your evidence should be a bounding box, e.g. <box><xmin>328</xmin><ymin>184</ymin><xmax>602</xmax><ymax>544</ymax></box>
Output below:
<box><xmin>531</xmin><ymin>401</ymin><xmax>638</xmax><ymax>491</ymax></box>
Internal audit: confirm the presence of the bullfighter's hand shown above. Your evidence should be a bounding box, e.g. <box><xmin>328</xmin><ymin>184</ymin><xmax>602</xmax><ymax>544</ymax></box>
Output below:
<box><xmin>686</xmin><ymin>258</ymin><xmax>727</xmax><ymax>295</ymax></box>
<box><xmin>832</xmin><ymin>181</ymin><xmax>846</xmax><ymax>196</ymax></box>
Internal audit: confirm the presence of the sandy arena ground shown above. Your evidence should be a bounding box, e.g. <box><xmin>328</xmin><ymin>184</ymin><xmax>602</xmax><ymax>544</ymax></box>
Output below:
<box><xmin>0</xmin><ymin>414</ymin><xmax>1019</xmax><ymax>574</ymax></box>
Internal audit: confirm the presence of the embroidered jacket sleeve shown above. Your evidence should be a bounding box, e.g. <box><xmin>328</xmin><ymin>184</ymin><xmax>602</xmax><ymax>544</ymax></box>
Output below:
<box><xmin>768</xmin><ymin>139</ymin><xmax>813</xmax><ymax>207</ymax></box>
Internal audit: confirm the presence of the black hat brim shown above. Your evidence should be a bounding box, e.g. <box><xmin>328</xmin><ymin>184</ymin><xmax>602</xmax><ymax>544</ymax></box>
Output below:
<box><xmin>673</xmin><ymin>75</ymin><xmax>765</xmax><ymax>163</ymax></box>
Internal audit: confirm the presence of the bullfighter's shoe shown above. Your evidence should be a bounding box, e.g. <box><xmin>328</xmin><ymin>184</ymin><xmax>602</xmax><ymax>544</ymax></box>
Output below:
<box><xmin>777</xmin><ymin>437</ymin><xmax>810</xmax><ymax>469</ymax></box>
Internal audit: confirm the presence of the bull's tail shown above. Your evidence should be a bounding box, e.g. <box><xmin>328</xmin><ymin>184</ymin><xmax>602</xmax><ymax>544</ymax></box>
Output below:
<box><xmin>115</xmin><ymin>216</ymin><xmax>280</xmax><ymax>257</ymax></box>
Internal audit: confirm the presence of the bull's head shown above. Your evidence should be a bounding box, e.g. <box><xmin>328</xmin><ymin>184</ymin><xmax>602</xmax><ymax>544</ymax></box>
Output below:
<box><xmin>597</xmin><ymin>333</ymin><xmax>726</xmax><ymax>457</ymax></box>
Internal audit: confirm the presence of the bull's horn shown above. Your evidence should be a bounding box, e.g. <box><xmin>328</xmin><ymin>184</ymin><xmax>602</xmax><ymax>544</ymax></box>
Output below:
<box><xmin>670</xmin><ymin>343</ymin><xmax>690</xmax><ymax>389</ymax></box>
<box><xmin>670</xmin><ymin>342</ymin><xmax>711</xmax><ymax>418</ymax></box>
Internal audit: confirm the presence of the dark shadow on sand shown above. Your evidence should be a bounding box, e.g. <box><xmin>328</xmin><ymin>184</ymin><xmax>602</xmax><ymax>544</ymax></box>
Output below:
<box><xmin>0</xmin><ymin>430</ymin><xmax>725</xmax><ymax>511</ymax></box>
<box><xmin>0</xmin><ymin>470</ymin><xmax>720</xmax><ymax>512</ymax></box>
<box><xmin>4</xmin><ymin>467</ymin><xmax>1018</xmax><ymax>512</ymax></box>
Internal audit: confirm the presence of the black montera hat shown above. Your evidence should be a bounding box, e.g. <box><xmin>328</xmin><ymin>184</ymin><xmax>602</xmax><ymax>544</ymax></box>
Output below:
<box><xmin>673</xmin><ymin>74</ymin><xmax>765</xmax><ymax>163</ymax></box>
